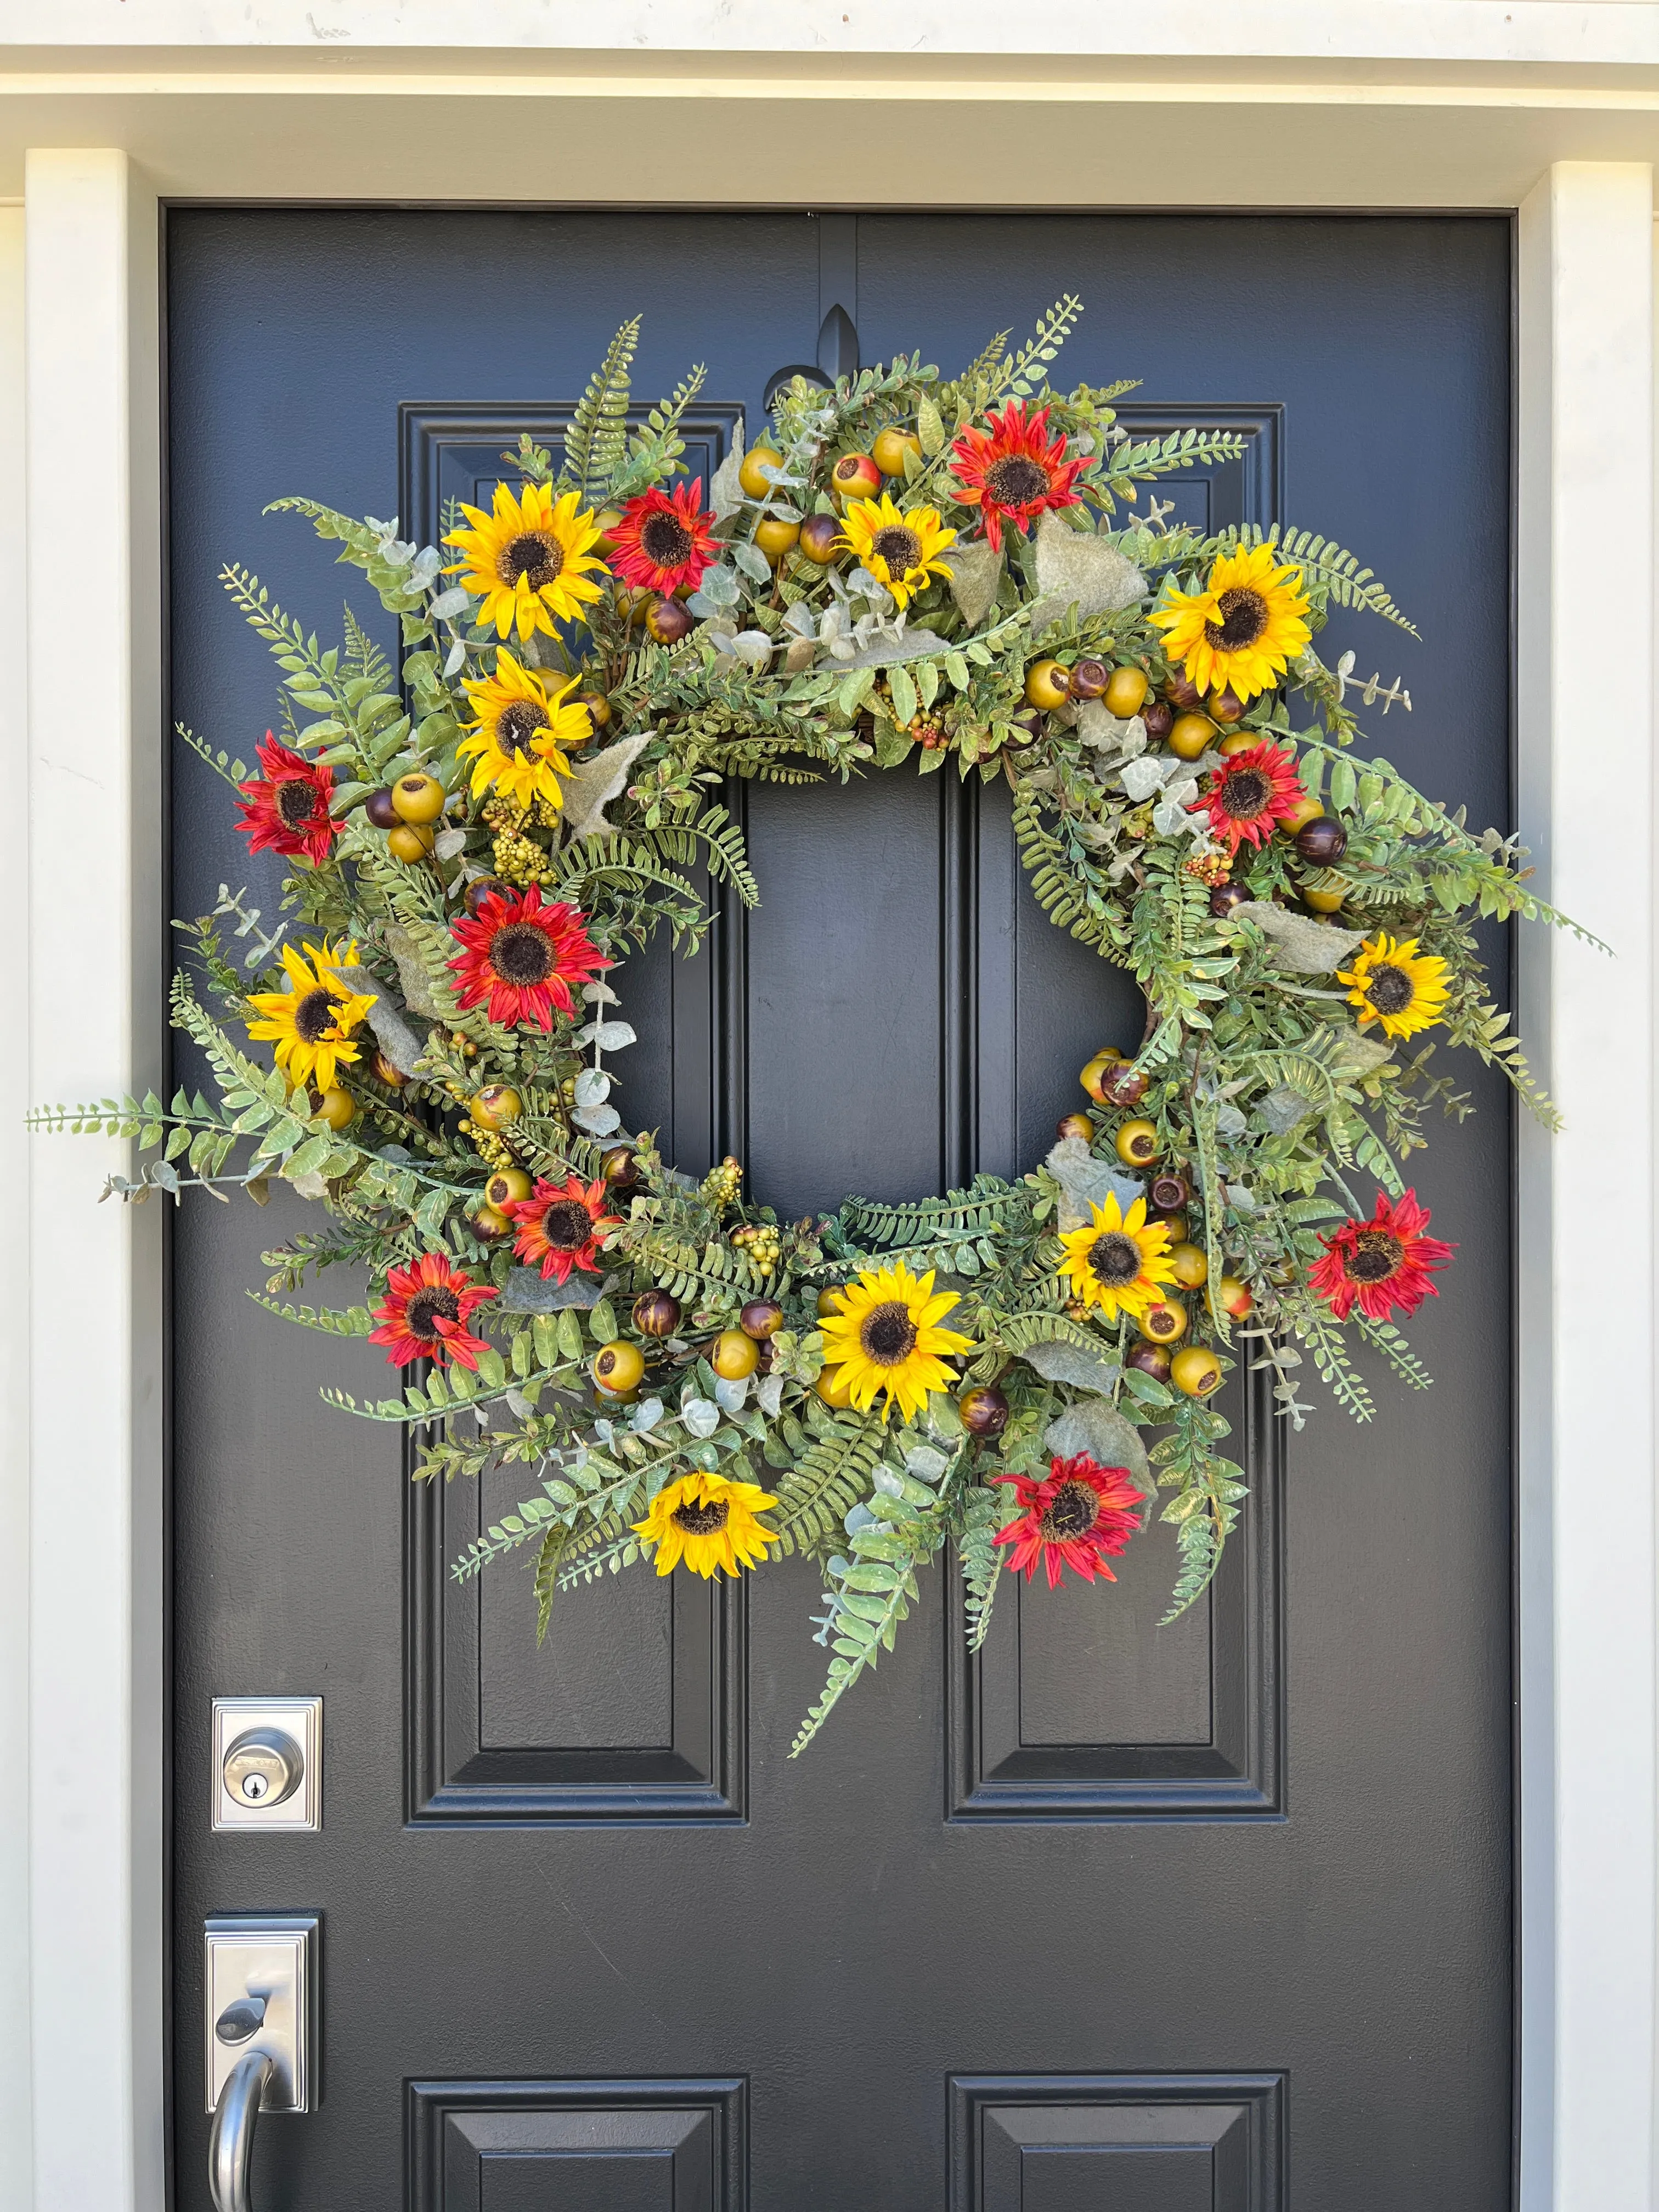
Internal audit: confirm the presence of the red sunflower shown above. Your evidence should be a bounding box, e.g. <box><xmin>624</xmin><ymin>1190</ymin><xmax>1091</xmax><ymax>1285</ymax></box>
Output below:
<box><xmin>505</xmin><ymin>1174</ymin><xmax>619</xmax><ymax>1284</ymax></box>
<box><xmin>235</xmin><ymin>732</ymin><xmax>337</xmax><ymax>866</ymax></box>
<box><xmin>1308</xmin><ymin>1188</ymin><xmax>1454</xmax><ymax>1322</ymax></box>
<box><xmin>949</xmin><ymin>400</ymin><xmax>1085</xmax><ymax>552</ymax></box>
<box><xmin>369</xmin><ymin>1252</ymin><xmax>497</xmax><ymax>1370</ymax></box>
<box><xmin>1189</xmin><ymin>740</ymin><xmax>1305</xmax><ymax>854</ymax></box>
<box><xmin>992</xmin><ymin>1454</ymin><xmax>1144</xmax><ymax>1589</ymax></box>
<box><xmin>608</xmin><ymin>479</ymin><xmax>720</xmax><ymax>595</ymax></box>
<box><xmin>448</xmin><ymin>885</ymin><xmax>608</xmax><ymax>1030</ymax></box>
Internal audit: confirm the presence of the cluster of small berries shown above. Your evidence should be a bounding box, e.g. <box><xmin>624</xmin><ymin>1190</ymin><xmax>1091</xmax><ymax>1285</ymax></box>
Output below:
<box><xmin>700</xmin><ymin>1155</ymin><xmax>744</xmax><ymax>1210</ymax></box>
<box><xmin>732</xmin><ymin>1221</ymin><xmax>782</xmax><ymax>1273</ymax></box>
<box><xmin>482</xmin><ymin>797</ymin><xmax>554</xmax><ymax>887</ymax></box>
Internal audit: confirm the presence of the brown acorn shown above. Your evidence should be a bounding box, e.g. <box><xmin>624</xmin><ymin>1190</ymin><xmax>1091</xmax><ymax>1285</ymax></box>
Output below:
<box><xmin>1210</xmin><ymin>881</ymin><xmax>1250</xmax><ymax>918</ymax></box>
<box><xmin>1055</xmin><ymin>1112</ymin><xmax>1094</xmax><ymax>1143</ymax></box>
<box><xmin>960</xmin><ymin>1385</ymin><xmax>1011</xmax><ymax>1439</ymax></box>
<box><xmin>1126</xmin><ymin>1341</ymin><xmax>1172</xmax><ymax>1383</ymax></box>
<box><xmin>600</xmin><ymin>1146</ymin><xmax>640</xmax><ymax>1190</ymax></box>
<box><xmin>1164</xmin><ymin>672</ymin><xmax>1204</xmax><ymax>710</ymax></box>
<box><xmin>1098</xmin><ymin>1064</ymin><xmax>1149</xmax><ymax>1109</ymax></box>
<box><xmin>364</xmin><ymin>787</ymin><xmax>400</xmax><ymax>829</ymax></box>
<box><xmin>1066</xmin><ymin>657</ymin><xmax>1110</xmax><ymax>701</ymax></box>
<box><xmin>798</xmin><ymin>514</ymin><xmax>841</xmax><ymax>564</ymax></box>
<box><xmin>1141</xmin><ymin>699</ymin><xmax>1174</xmax><ymax>741</ymax></box>
<box><xmin>740</xmin><ymin>1299</ymin><xmax>784</xmax><ymax>1340</ymax></box>
<box><xmin>633</xmin><ymin>1290</ymin><xmax>682</xmax><ymax>1338</ymax></box>
<box><xmin>1294</xmin><ymin>815</ymin><xmax>1350</xmax><ymax>866</ymax></box>
<box><xmin>645</xmin><ymin>596</ymin><xmax>694</xmax><ymax>645</ymax></box>
<box><xmin>464</xmin><ymin>875</ymin><xmax>512</xmax><ymax>916</ymax></box>
<box><xmin>1149</xmin><ymin>1172</ymin><xmax>1190</xmax><ymax>1214</ymax></box>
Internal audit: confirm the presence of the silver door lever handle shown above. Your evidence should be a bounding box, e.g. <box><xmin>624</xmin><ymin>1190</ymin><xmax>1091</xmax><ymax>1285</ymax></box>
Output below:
<box><xmin>209</xmin><ymin>2047</ymin><xmax>274</xmax><ymax>2212</ymax></box>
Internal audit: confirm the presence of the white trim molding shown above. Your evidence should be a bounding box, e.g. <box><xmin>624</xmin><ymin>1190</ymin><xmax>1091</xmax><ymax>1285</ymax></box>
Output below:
<box><xmin>24</xmin><ymin>148</ymin><xmax>165</xmax><ymax>2212</ymax></box>
<box><xmin>3</xmin><ymin>75</ymin><xmax>1656</xmax><ymax>2212</ymax></box>
<box><xmin>1516</xmin><ymin>160</ymin><xmax>1658</xmax><ymax>2211</ymax></box>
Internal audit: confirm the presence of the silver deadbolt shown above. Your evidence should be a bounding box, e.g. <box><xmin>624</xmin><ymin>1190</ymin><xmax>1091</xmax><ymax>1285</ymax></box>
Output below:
<box><xmin>211</xmin><ymin>1696</ymin><xmax>322</xmax><ymax>1832</ymax></box>
<box><xmin>223</xmin><ymin>1728</ymin><xmax>303</xmax><ymax>1808</ymax></box>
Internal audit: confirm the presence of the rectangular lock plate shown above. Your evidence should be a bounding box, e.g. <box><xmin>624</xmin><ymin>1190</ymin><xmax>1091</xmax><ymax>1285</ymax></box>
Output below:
<box><xmin>204</xmin><ymin>1914</ymin><xmax>320</xmax><ymax>2114</ymax></box>
<box><xmin>212</xmin><ymin>1695</ymin><xmax>322</xmax><ymax>1832</ymax></box>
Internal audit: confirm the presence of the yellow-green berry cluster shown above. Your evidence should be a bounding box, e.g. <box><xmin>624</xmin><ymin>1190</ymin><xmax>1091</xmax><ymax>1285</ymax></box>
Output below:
<box><xmin>483</xmin><ymin>798</ymin><xmax>554</xmax><ymax>887</ymax></box>
<box><xmin>732</xmin><ymin>1221</ymin><xmax>781</xmax><ymax>1273</ymax></box>
<box><xmin>700</xmin><ymin>1154</ymin><xmax>743</xmax><ymax>1211</ymax></box>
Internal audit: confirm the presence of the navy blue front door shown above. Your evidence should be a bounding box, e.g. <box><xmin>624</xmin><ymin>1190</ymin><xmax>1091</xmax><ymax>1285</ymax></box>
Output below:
<box><xmin>167</xmin><ymin>207</ymin><xmax>1513</xmax><ymax>2209</ymax></box>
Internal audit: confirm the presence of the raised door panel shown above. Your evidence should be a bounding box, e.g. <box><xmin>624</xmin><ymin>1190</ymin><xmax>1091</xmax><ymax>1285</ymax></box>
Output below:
<box><xmin>951</xmin><ymin>2075</ymin><xmax>1284</xmax><ymax>2212</ymax></box>
<box><xmin>409</xmin><ymin>2079</ymin><xmax>746</xmax><ymax>2212</ymax></box>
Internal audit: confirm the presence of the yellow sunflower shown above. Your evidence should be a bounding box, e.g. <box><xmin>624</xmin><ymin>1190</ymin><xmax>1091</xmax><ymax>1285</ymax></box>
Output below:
<box><xmin>1150</xmin><ymin>542</ymin><xmax>1311</xmax><ymax>703</ymax></box>
<box><xmin>458</xmin><ymin>650</ymin><xmax>591</xmax><ymax>810</ymax></box>
<box><xmin>838</xmin><ymin>494</ymin><xmax>957</xmax><ymax>610</ymax></box>
<box><xmin>1337</xmin><ymin>932</ymin><xmax>1451</xmax><ymax>1040</ymax></box>
<box><xmin>443</xmin><ymin>480</ymin><xmax>607</xmax><ymax>642</ymax></box>
<box><xmin>818</xmin><ymin>1261</ymin><xmax>974</xmax><ymax>1423</ymax></box>
<box><xmin>1057</xmin><ymin>1193</ymin><xmax>1178</xmax><ymax>1322</ymax></box>
<box><xmin>633</xmin><ymin>1470</ymin><xmax>780</xmax><ymax>1579</ymax></box>
<box><xmin>245</xmin><ymin>936</ymin><xmax>378</xmax><ymax>1094</ymax></box>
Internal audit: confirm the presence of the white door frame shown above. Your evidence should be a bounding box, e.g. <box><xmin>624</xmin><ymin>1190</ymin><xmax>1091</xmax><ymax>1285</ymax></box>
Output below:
<box><xmin>4</xmin><ymin>34</ymin><xmax>1655</xmax><ymax>2210</ymax></box>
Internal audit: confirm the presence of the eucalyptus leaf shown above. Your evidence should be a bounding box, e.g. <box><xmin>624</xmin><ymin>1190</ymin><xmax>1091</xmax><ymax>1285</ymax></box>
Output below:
<box><xmin>681</xmin><ymin>1397</ymin><xmax>721</xmax><ymax>1440</ymax></box>
<box><xmin>572</xmin><ymin>1102</ymin><xmax>622</xmax><ymax>1137</ymax></box>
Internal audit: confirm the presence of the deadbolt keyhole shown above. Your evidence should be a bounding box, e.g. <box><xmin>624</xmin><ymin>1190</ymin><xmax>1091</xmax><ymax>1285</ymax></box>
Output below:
<box><xmin>222</xmin><ymin>1727</ymin><xmax>303</xmax><ymax>1810</ymax></box>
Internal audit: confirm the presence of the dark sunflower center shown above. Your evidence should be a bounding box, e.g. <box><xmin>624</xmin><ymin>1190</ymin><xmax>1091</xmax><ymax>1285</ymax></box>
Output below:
<box><xmin>1220</xmin><ymin>768</ymin><xmax>1271</xmax><ymax>820</ymax></box>
<box><xmin>871</xmin><ymin>525</ymin><xmax>923</xmax><ymax>575</ymax></box>
<box><xmin>1204</xmin><ymin>585</ymin><xmax>1269</xmax><ymax>651</ymax></box>
<box><xmin>1344</xmin><ymin>1229</ymin><xmax>1405</xmax><ymax>1285</ymax></box>
<box><xmin>672</xmin><ymin>1496</ymin><xmax>730</xmax><ymax>1536</ymax></box>
<box><xmin>1364</xmin><ymin>964</ymin><xmax>1414</xmax><ymax>1015</ymax></box>
<box><xmin>498</xmin><ymin>531</ymin><xmax>564</xmax><ymax>589</ymax></box>
<box><xmin>1087</xmin><ymin>1232</ymin><xmax>1142</xmax><ymax>1288</ymax></box>
<box><xmin>276</xmin><ymin>778</ymin><xmax>320</xmax><ymax>828</ymax></box>
<box><xmin>639</xmin><ymin>510</ymin><xmax>695</xmax><ymax>568</ymax></box>
<box><xmin>983</xmin><ymin>454</ymin><xmax>1049</xmax><ymax>507</ymax></box>
<box><xmin>495</xmin><ymin>698</ymin><xmax>550</xmax><ymax>758</ymax></box>
<box><xmin>406</xmin><ymin>1285</ymin><xmax>461</xmax><ymax>1339</ymax></box>
<box><xmin>540</xmin><ymin>1199</ymin><xmax>594</xmax><ymax>1250</ymax></box>
<box><xmin>292</xmin><ymin>986</ymin><xmax>338</xmax><ymax>1043</ymax></box>
<box><xmin>488</xmin><ymin>922</ymin><xmax>556</xmax><ymax>987</ymax></box>
<box><xmin>860</xmin><ymin>1300</ymin><xmax>919</xmax><ymax>1365</ymax></box>
<box><xmin>1040</xmin><ymin>1479</ymin><xmax>1100</xmax><ymax>1543</ymax></box>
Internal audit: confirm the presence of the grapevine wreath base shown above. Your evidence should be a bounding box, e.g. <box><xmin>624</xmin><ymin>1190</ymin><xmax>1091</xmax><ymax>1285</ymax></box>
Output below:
<box><xmin>36</xmin><ymin>301</ymin><xmax>1581</xmax><ymax>1752</ymax></box>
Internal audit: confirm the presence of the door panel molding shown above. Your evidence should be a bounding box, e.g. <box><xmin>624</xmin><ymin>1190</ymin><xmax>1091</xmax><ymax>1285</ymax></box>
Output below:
<box><xmin>407</xmin><ymin>2076</ymin><xmax>748</xmax><ymax>2212</ymax></box>
<box><xmin>946</xmin><ymin>1367</ymin><xmax>1284</xmax><ymax>1820</ymax></box>
<box><xmin>406</xmin><ymin>1453</ymin><xmax>747</xmax><ymax>1823</ymax></box>
<box><xmin>950</xmin><ymin>2072</ymin><xmax>1285</xmax><ymax>2212</ymax></box>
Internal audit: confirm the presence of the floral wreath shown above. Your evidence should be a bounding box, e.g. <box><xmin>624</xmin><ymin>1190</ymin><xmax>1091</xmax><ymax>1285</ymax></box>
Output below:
<box><xmin>36</xmin><ymin>298</ymin><xmax>1582</xmax><ymax>1753</ymax></box>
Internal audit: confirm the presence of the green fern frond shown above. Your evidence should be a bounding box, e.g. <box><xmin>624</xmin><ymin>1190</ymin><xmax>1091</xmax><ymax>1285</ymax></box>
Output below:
<box><xmin>565</xmin><ymin>318</ymin><xmax>641</xmax><ymax>497</ymax></box>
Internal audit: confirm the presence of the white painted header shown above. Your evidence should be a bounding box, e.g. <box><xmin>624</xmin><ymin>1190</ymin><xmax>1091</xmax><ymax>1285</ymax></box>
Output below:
<box><xmin>15</xmin><ymin>0</ymin><xmax>1659</xmax><ymax>64</ymax></box>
